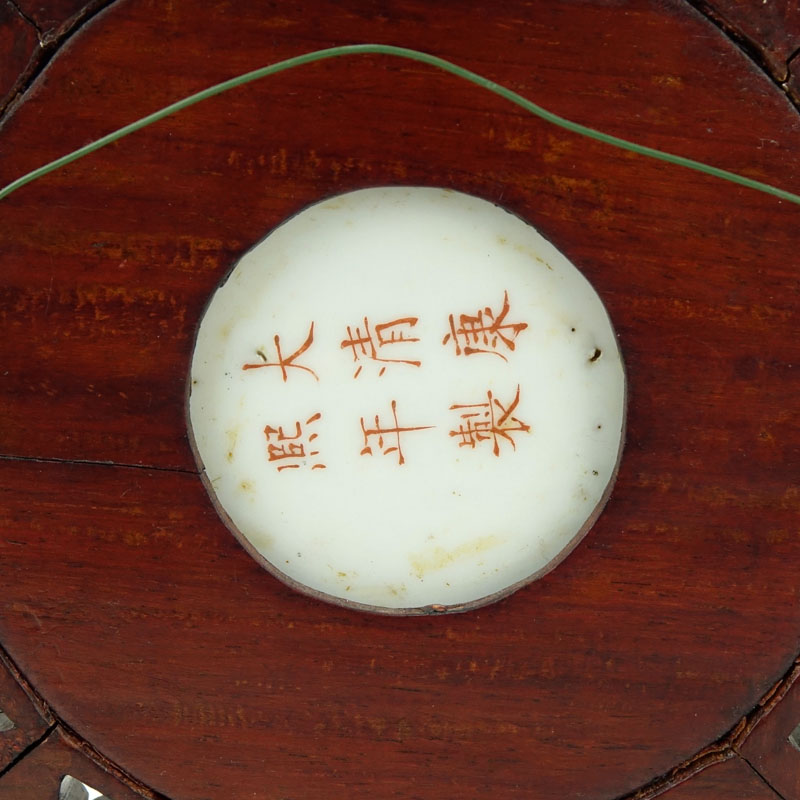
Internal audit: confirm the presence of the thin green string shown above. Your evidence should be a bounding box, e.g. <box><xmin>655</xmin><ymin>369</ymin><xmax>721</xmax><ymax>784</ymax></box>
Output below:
<box><xmin>1</xmin><ymin>43</ymin><xmax>799</xmax><ymax>205</ymax></box>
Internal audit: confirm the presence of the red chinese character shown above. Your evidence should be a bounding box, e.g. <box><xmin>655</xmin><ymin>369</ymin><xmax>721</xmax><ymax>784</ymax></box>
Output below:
<box><xmin>341</xmin><ymin>317</ymin><xmax>421</xmax><ymax>378</ymax></box>
<box><xmin>442</xmin><ymin>291</ymin><xmax>528</xmax><ymax>361</ymax></box>
<box><xmin>243</xmin><ymin>322</ymin><xmax>319</xmax><ymax>382</ymax></box>
<box><xmin>264</xmin><ymin>412</ymin><xmax>326</xmax><ymax>471</ymax></box>
<box><xmin>360</xmin><ymin>400</ymin><xmax>434</xmax><ymax>465</ymax></box>
<box><xmin>449</xmin><ymin>386</ymin><xmax>530</xmax><ymax>456</ymax></box>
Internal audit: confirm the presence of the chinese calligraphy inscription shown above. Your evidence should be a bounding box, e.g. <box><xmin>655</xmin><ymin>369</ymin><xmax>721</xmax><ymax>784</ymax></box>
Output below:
<box><xmin>360</xmin><ymin>400</ymin><xmax>434</xmax><ymax>465</ymax></box>
<box><xmin>264</xmin><ymin>412</ymin><xmax>325</xmax><ymax>472</ymax></box>
<box><xmin>341</xmin><ymin>316</ymin><xmax>421</xmax><ymax>378</ymax></box>
<box><xmin>242</xmin><ymin>322</ymin><xmax>319</xmax><ymax>382</ymax></box>
<box><xmin>238</xmin><ymin>293</ymin><xmax>532</xmax><ymax>467</ymax></box>
<box><xmin>449</xmin><ymin>386</ymin><xmax>530</xmax><ymax>456</ymax></box>
<box><xmin>443</xmin><ymin>290</ymin><xmax>528</xmax><ymax>360</ymax></box>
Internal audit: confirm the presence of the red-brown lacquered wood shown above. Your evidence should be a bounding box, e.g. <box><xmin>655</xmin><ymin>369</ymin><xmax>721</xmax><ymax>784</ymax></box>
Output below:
<box><xmin>0</xmin><ymin>1</ymin><xmax>799</xmax><ymax>799</ymax></box>
<box><xmin>0</xmin><ymin>1</ymin><xmax>38</xmax><ymax>110</ymax></box>
<box><xmin>740</xmin><ymin>664</ymin><xmax>800</xmax><ymax>800</ymax></box>
<box><xmin>0</xmin><ymin>448</ymin><xmax>798</xmax><ymax>800</ymax></box>
<box><xmin>0</xmin><ymin>727</ymin><xmax>151</xmax><ymax>800</ymax></box>
<box><xmin>657</xmin><ymin>755</ymin><xmax>781</xmax><ymax>800</ymax></box>
<box><xmin>0</xmin><ymin>653</ymin><xmax>50</xmax><ymax>771</ymax></box>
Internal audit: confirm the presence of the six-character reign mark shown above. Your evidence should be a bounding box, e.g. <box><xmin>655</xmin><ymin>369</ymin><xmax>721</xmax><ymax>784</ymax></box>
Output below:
<box><xmin>240</xmin><ymin>293</ymin><xmax>532</xmax><ymax>468</ymax></box>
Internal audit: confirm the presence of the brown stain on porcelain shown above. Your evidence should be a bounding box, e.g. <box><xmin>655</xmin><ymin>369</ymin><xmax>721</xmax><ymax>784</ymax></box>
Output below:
<box><xmin>409</xmin><ymin>534</ymin><xmax>504</xmax><ymax>580</ymax></box>
<box><xmin>226</xmin><ymin>428</ymin><xmax>239</xmax><ymax>462</ymax></box>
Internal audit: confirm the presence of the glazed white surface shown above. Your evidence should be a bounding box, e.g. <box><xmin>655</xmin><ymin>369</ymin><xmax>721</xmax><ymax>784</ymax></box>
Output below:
<box><xmin>188</xmin><ymin>187</ymin><xmax>625</xmax><ymax>610</ymax></box>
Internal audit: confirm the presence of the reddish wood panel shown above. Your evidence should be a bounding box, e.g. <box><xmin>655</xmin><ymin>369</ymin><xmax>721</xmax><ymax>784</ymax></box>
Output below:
<box><xmin>656</xmin><ymin>755</ymin><xmax>780</xmax><ymax>799</ymax></box>
<box><xmin>697</xmin><ymin>0</ymin><xmax>800</xmax><ymax>80</ymax></box>
<box><xmin>740</xmin><ymin>667</ymin><xmax>800</xmax><ymax>800</ymax></box>
<box><xmin>0</xmin><ymin>727</ymin><xmax>150</xmax><ymax>800</ymax></box>
<box><xmin>0</xmin><ymin>454</ymin><xmax>798</xmax><ymax>800</ymax></box>
<box><xmin>0</xmin><ymin>0</ymin><xmax>39</xmax><ymax>111</ymax></box>
<box><xmin>0</xmin><ymin>654</ymin><xmax>50</xmax><ymax>771</ymax></box>
<box><xmin>0</xmin><ymin>1</ymin><xmax>799</xmax><ymax>799</ymax></box>
<box><xmin>1</xmin><ymin>0</ymin><xmax>799</xmax><ymax>472</ymax></box>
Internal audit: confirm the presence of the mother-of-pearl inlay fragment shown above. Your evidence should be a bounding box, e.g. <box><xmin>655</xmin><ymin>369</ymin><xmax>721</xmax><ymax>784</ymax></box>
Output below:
<box><xmin>187</xmin><ymin>187</ymin><xmax>626</xmax><ymax>614</ymax></box>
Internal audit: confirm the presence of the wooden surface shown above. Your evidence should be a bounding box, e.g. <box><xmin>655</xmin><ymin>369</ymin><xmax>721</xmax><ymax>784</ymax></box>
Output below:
<box><xmin>691</xmin><ymin>0</ymin><xmax>800</xmax><ymax>99</ymax></box>
<box><xmin>0</xmin><ymin>1</ymin><xmax>799</xmax><ymax>798</ymax></box>
<box><xmin>691</xmin><ymin>0</ymin><xmax>800</xmax><ymax>105</ymax></box>
<box><xmin>0</xmin><ymin>0</ymin><xmax>110</xmax><ymax>113</ymax></box>
<box><xmin>657</xmin><ymin>755</ymin><xmax>782</xmax><ymax>800</ymax></box>
<box><xmin>14</xmin><ymin>0</ymin><xmax>107</xmax><ymax>38</ymax></box>
<box><xmin>740</xmin><ymin>665</ymin><xmax>800</xmax><ymax>800</ymax></box>
<box><xmin>0</xmin><ymin>727</ymin><xmax>146</xmax><ymax>800</ymax></box>
<box><xmin>0</xmin><ymin>655</ymin><xmax>50</xmax><ymax>772</ymax></box>
<box><xmin>0</xmin><ymin>0</ymin><xmax>38</xmax><ymax>111</ymax></box>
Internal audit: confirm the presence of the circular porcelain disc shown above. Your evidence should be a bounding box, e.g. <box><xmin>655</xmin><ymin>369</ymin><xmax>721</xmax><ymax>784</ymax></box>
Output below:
<box><xmin>187</xmin><ymin>187</ymin><xmax>625</xmax><ymax>613</ymax></box>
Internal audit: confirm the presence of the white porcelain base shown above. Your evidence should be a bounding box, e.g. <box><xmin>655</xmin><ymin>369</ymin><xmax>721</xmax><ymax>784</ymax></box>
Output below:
<box><xmin>188</xmin><ymin>187</ymin><xmax>626</xmax><ymax>613</ymax></box>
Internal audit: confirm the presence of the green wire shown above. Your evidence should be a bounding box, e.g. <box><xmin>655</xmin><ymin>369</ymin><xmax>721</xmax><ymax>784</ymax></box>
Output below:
<box><xmin>1</xmin><ymin>43</ymin><xmax>799</xmax><ymax>205</ymax></box>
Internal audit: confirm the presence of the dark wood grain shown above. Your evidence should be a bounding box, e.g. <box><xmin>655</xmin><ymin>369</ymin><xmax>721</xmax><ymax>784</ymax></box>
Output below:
<box><xmin>0</xmin><ymin>1</ymin><xmax>799</xmax><ymax>799</ymax></box>
<box><xmin>0</xmin><ymin>0</ymin><xmax>115</xmax><ymax>119</ymax></box>
<box><xmin>657</xmin><ymin>755</ymin><xmax>781</xmax><ymax>799</ymax></box>
<box><xmin>14</xmin><ymin>0</ymin><xmax>105</xmax><ymax>39</ymax></box>
<box><xmin>789</xmin><ymin>50</ymin><xmax>800</xmax><ymax>101</ymax></box>
<box><xmin>1</xmin><ymin>451</ymin><xmax>798</xmax><ymax>800</ymax></box>
<box><xmin>0</xmin><ymin>727</ymin><xmax>151</xmax><ymax>800</ymax></box>
<box><xmin>740</xmin><ymin>665</ymin><xmax>800</xmax><ymax>800</ymax></box>
<box><xmin>0</xmin><ymin>654</ymin><xmax>50</xmax><ymax>772</ymax></box>
<box><xmin>0</xmin><ymin>0</ymin><xmax>38</xmax><ymax>111</ymax></box>
<box><xmin>695</xmin><ymin>0</ymin><xmax>800</xmax><ymax>81</ymax></box>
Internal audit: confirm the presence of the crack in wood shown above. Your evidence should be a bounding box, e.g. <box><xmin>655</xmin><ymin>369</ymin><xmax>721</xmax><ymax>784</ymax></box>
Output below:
<box><xmin>0</xmin><ymin>644</ymin><xmax>172</xmax><ymax>799</ymax></box>
<box><xmin>0</xmin><ymin>643</ymin><xmax>55</xmax><ymax>728</ymax></box>
<box><xmin>786</xmin><ymin>46</ymin><xmax>800</xmax><ymax>102</ymax></box>
<box><xmin>0</xmin><ymin>0</ymin><xmax>119</xmax><ymax>120</ymax></box>
<box><xmin>6</xmin><ymin>0</ymin><xmax>43</xmax><ymax>41</ymax></box>
<box><xmin>0</xmin><ymin>466</ymin><xmax>797</xmax><ymax>800</ymax></box>
<box><xmin>739</xmin><ymin>752</ymin><xmax>791</xmax><ymax>800</ymax></box>
<box><xmin>0</xmin><ymin>452</ymin><xmax>198</xmax><ymax>477</ymax></box>
<box><xmin>0</xmin><ymin>3</ymin><xmax>797</xmax><ymax>798</ymax></box>
<box><xmin>685</xmin><ymin>0</ymin><xmax>789</xmax><ymax>81</ymax></box>
<box><xmin>0</xmin><ymin>723</ymin><xmax>57</xmax><ymax>782</ymax></box>
<box><xmin>1</xmin><ymin>0</ymin><xmax>44</xmax><ymax>118</ymax></box>
<box><xmin>683</xmin><ymin>0</ymin><xmax>800</xmax><ymax>113</ymax></box>
<box><xmin>1</xmin><ymin>636</ymin><xmax>797</xmax><ymax>800</ymax></box>
<box><xmin>616</xmin><ymin>655</ymin><xmax>800</xmax><ymax>799</ymax></box>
